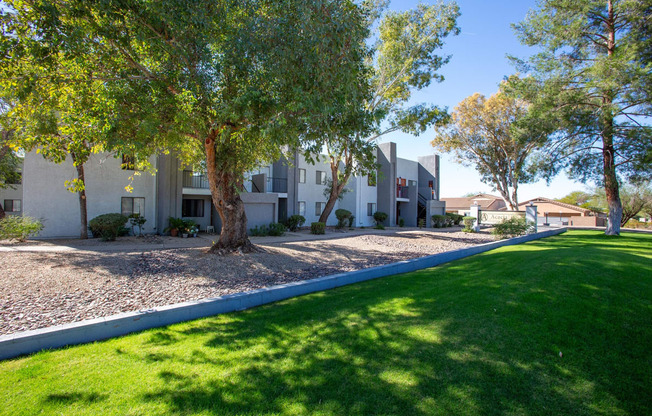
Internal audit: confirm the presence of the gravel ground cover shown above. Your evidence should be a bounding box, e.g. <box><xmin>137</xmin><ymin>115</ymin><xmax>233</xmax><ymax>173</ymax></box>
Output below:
<box><xmin>0</xmin><ymin>230</ymin><xmax>493</xmax><ymax>335</ymax></box>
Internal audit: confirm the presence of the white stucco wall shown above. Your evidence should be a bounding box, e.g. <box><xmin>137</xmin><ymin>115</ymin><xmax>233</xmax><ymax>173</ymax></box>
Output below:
<box><xmin>23</xmin><ymin>151</ymin><xmax>157</xmax><ymax>238</ymax></box>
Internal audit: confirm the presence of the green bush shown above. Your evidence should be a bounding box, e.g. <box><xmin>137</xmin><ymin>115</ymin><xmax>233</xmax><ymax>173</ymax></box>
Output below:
<box><xmin>128</xmin><ymin>213</ymin><xmax>147</xmax><ymax>236</ymax></box>
<box><xmin>446</xmin><ymin>212</ymin><xmax>464</xmax><ymax>226</ymax></box>
<box><xmin>268</xmin><ymin>222</ymin><xmax>286</xmax><ymax>236</ymax></box>
<box><xmin>491</xmin><ymin>216</ymin><xmax>535</xmax><ymax>239</ymax></box>
<box><xmin>250</xmin><ymin>222</ymin><xmax>286</xmax><ymax>237</ymax></box>
<box><xmin>398</xmin><ymin>218</ymin><xmax>405</xmax><ymax>227</ymax></box>
<box><xmin>89</xmin><ymin>213</ymin><xmax>128</xmax><ymax>241</ymax></box>
<box><xmin>348</xmin><ymin>215</ymin><xmax>355</xmax><ymax>228</ymax></box>
<box><xmin>418</xmin><ymin>218</ymin><xmax>426</xmax><ymax>228</ymax></box>
<box><xmin>462</xmin><ymin>216</ymin><xmax>476</xmax><ymax>233</ymax></box>
<box><xmin>335</xmin><ymin>209</ymin><xmax>352</xmax><ymax>229</ymax></box>
<box><xmin>286</xmin><ymin>215</ymin><xmax>305</xmax><ymax>232</ymax></box>
<box><xmin>373</xmin><ymin>211</ymin><xmax>387</xmax><ymax>227</ymax></box>
<box><xmin>431</xmin><ymin>214</ymin><xmax>447</xmax><ymax>228</ymax></box>
<box><xmin>310</xmin><ymin>222</ymin><xmax>326</xmax><ymax>235</ymax></box>
<box><xmin>164</xmin><ymin>217</ymin><xmax>185</xmax><ymax>235</ymax></box>
<box><xmin>249</xmin><ymin>224</ymin><xmax>269</xmax><ymax>236</ymax></box>
<box><xmin>0</xmin><ymin>216</ymin><xmax>43</xmax><ymax>241</ymax></box>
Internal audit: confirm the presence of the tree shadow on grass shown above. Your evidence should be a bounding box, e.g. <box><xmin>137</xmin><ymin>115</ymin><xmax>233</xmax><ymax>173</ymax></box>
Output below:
<box><xmin>131</xmin><ymin>240</ymin><xmax>651</xmax><ymax>415</ymax></box>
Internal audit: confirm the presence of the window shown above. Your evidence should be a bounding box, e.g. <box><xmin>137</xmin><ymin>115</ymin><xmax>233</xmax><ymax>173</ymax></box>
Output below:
<box><xmin>316</xmin><ymin>170</ymin><xmax>326</xmax><ymax>185</ymax></box>
<box><xmin>3</xmin><ymin>199</ymin><xmax>21</xmax><ymax>212</ymax></box>
<box><xmin>298</xmin><ymin>168</ymin><xmax>306</xmax><ymax>183</ymax></box>
<box><xmin>315</xmin><ymin>202</ymin><xmax>326</xmax><ymax>216</ymax></box>
<box><xmin>182</xmin><ymin>199</ymin><xmax>204</xmax><ymax>217</ymax></box>
<box><xmin>121</xmin><ymin>197</ymin><xmax>145</xmax><ymax>216</ymax></box>
<box><xmin>121</xmin><ymin>154</ymin><xmax>136</xmax><ymax>170</ymax></box>
<box><xmin>298</xmin><ymin>201</ymin><xmax>306</xmax><ymax>217</ymax></box>
<box><xmin>367</xmin><ymin>172</ymin><xmax>376</xmax><ymax>187</ymax></box>
<box><xmin>367</xmin><ymin>203</ymin><xmax>376</xmax><ymax>216</ymax></box>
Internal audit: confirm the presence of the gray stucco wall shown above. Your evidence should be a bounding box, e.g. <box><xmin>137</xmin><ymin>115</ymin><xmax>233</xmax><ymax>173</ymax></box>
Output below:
<box><xmin>377</xmin><ymin>142</ymin><xmax>396</xmax><ymax>226</ymax></box>
<box><xmin>417</xmin><ymin>154</ymin><xmax>440</xmax><ymax>200</ymax></box>
<box><xmin>23</xmin><ymin>151</ymin><xmax>157</xmax><ymax>238</ymax></box>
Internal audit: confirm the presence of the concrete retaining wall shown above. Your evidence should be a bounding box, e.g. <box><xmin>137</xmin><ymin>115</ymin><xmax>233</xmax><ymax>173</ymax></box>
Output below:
<box><xmin>0</xmin><ymin>228</ymin><xmax>567</xmax><ymax>360</ymax></box>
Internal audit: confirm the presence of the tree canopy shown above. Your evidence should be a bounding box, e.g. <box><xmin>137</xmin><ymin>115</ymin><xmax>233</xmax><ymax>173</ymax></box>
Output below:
<box><xmin>512</xmin><ymin>0</ymin><xmax>652</xmax><ymax>234</ymax></box>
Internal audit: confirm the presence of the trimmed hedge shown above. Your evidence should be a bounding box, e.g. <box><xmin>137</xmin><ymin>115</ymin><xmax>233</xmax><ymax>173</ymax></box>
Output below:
<box><xmin>89</xmin><ymin>213</ymin><xmax>128</xmax><ymax>241</ymax></box>
<box><xmin>286</xmin><ymin>215</ymin><xmax>306</xmax><ymax>232</ymax></box>
<box><xmin>335</xmin><ymin>209</ymin><xmax>352</xmax><ymax>229</ymax></box>
<box><xmin>431</xmin><ymin>214</ymin><xmax>447</xmax><ymax>228</ymax></box>
<box><xmin>310</xmin><ymin>222</ymin><xmax>326</xmax><ymax>235</ymax></box>
<box><xmin>250</xmin><ymin>222</ymin><xmax>286</xmax><ymax>237</ymax></box>
<box><xmin>492</xmin><ymin>216</ymin><xmax>535</xmax><ymax>239</ymax></box>
<box><xmin>462</xmin><ymin>216</ymin><xmax>476</xmax><ymax>233</ymax></box>
<box><xmin>445</xmin><ymin>212</ymin><xmax>464</xmax><ymax>226</ymax></box>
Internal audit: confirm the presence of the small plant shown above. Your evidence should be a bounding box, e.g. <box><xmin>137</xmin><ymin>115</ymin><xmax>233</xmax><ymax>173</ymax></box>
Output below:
<box><xmin>446</xmin><ymin>212</ymin><xmax>464</xmax><ymax>226</ymax></box>
<box><xmin>418</xmin><ymin>218</ymin><xmax>426</xmax><ymax>228</ymax></box>
<box><xmin>431</xmin><ymin>214</ymin><xmax>447</xmax><ymax>228</ymax></box>
<box><xmin>373</xmin><ymin>211</ymin><xmax>387</xmax><ymax>226</ymax></box>
<box><xmin>310</xmin><ymin>222</ymin><xmax>326</xmax><ymax>235</ymax></box>
<box><xmin>286</xmin><ymin>215</ymin><xmax>305</xmax><ymax>232</ymax></box>
<box><xmin>128</xmin><ymin>213</ymin><xmax>147</xmax><ymax>236</ymax></box>
<box><xmin>164</xmin><ymin>217</ymin><xmax>185</xmax><ymax>237</ymax></box>
<box><xmin>268</xmin><ymin>222</ymin><xmax>286</xmax><ymax>236</ymax></box>
<box><xmin>348</xmin><ymin>215</ymin><xmax>355</xmax><ymax>228</ymax></box>
<box><xmin>0</xmin><ymin>216</ymin><xmax>43</xmax><ymax>241</ymax></box>
<box><xmin>335</xmin><ymin>209</ymin><xmax>352</xmax><ymax>229</ymax></box>
<box><xmin>398</xmin><ymin>218</ymin><xmax>405</xmax><ymax>227</ymax></box>
<box><xmin>89</xmin><ymin>213</ymin><xmax>128</xmax><ymax>241</ymax></box>
<box><xmin>462</xmin><ymin>216</ymin><xmax>476</xmax><ymax>233</ymax></box>
<box><xmin>492</xmin><ymin>216</ymin><xmax>535</xmax><ymax>239</ymax></box>
<box><xmin>249</xmin><ymin>224</ymin><xmax>269</xmax><ymax>236</ymax></box>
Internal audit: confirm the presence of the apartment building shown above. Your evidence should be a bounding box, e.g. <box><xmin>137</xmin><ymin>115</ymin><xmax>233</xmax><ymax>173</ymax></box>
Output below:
<box><xmin>0</xmin><ymin>142</ymin><xmax>445</xmax><ymax>237</ymax></box>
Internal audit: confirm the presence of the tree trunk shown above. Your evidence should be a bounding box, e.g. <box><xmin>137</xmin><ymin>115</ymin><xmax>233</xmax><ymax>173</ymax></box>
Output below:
<box><xmin>603</xmin><ymin>2</ymin><xmax>622</xmax><ymax>236</ymax></box>
<box><xmin>0</xmin><ymin>203</ymin><xmax>5</xmax><ymax>220</ymax></box>
<box><xmin>511</xmin><ymin>185</ymin><xmax>520</xmax><ymax>211</ymax></box>
<box><xmin>318</xmin><ymin>161</ymin><xmax>347</xmax><ymax>224</ymax></box>
<box><xmin>74</xmin><ymin>162</ymin><xmax>88</xmax><ymax>239</ymax></box>
<box><xmin>205</xmin><ymin>135</ymin><xmax>255</xmax><ymax>253</ymax></box>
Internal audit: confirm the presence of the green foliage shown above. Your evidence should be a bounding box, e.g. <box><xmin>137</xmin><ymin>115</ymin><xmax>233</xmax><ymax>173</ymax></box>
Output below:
<box><xmin>373</xmin><ymin>211</ymin><xmax>388</xmax><ymax>226</ymax></box>
<box><xmin>128</xmin><ymin>214</ymin><xmax>147</xmax><ymax>236</ymax></box>
<box><xmin>445</xmin><ymin>212</ymin><xmax>463</xmax><ymax>226</ymax></box>
<box><xmin>418</xmin><ymin>218</ymin><xmax>426</xmax><ymax>228</ymax></box>
<box><xmin>335</xmin><ymin>209</ymin><xmax>352</xmax><ymax>229</ymax></box>
<box><xmin>373</xmin><ymin>224</ymin><xmax>385</xmax><ymax>230</ymax></box>
<box><xmin>286</xmin><ymin>215</ymin><xmax>306</xmax><ymax>232</ymax></box>
<box><xmin>462</xmin><ymin>216</ymin><xmax>475</xmax><ymax>233</ymax></box>
<box><xmin>431</xmin><ymin>214</ymin><xmax>447</xmax><ymax>228</ymax></box>
<box><xmin>249</xmin><ymin>223</ymin><xmax>286</xmax><ymax>237</ymax></box>
<box><xmin>398</xmin><ymin>218</ymin><xmax>404</xmax><ymax>227</ymax></box>
<box><xmin>511</xmin><ymin>0</ymin><xmax>652</xmax><ymax>233</ymax></box>
<box><xmin>0</xmin><ymin>215</ymin><xmax>43</xmax><ymax>241</ymax></box>
<box><xmin>348</xmin><ymin>215</ymin><xmax>355</xmax><ymax>228</ymax></box>
<box><xmin>310</xmin><ymin>222</ymin><xmax>326</xmax><ymax>235</ymax></box>
<box><xmin>491</xmin><ymin>217</ymin><xmax>535</xmax><ymax>239</ymax></box>
<box><xmin>165</xmin><ymin>217</ymin><xmax>186</xmax><ymax>234</ymax></box>
<box><xmin>88</xmin><ymin>213</ymin><xmax>128</xmax><ymax>241</ymax></box>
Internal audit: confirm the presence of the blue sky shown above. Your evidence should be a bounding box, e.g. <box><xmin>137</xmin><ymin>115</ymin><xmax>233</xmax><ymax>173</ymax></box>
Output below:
<box><xmin>378</xmin><ymin>0</ymin><xmax>591</xmax><ymax>201</ymax></box>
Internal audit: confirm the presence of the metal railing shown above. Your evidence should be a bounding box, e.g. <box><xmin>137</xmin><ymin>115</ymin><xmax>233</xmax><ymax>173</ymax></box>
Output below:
<box><xmin>397</xmin><ymin>186</ymin><xmax>409</xmax><ymax>199</ymax></box>
<box><xmin>183</xmin><ymin>171</ymin><xmax>209</xmax><ymax>189</ymax></box>
<box><xmin>266</xmin><ymin>177</ymin><xmax>288</xmax><ymax>193</ymax></box>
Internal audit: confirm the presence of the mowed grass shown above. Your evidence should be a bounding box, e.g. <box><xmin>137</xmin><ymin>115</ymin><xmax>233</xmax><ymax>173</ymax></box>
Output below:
<box><xmin>1</xmin><ymin>230</ymin><xmax>651</xmax><ymax>415</ymax></box>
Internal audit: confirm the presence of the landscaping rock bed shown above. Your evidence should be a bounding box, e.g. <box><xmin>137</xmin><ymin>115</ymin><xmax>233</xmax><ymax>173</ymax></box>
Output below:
<box><xmin>0</xmin><ymin>230</ymin><xmax>493</xmax><ymax>335</ymax></box>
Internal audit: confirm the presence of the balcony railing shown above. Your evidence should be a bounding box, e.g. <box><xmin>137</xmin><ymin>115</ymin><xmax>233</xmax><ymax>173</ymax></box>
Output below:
<box><xmin>267</xmin><ymin>177</ymin><xmax>288</xmax><ymax>193</ymax></box>
<box><xmin>183</xmin><ymin>171</ymin><xmax>209</xmax><ymax>189</ymax></box>
<box><xmin>397</xmin><ymin>186</ymin><xmax>409</xmax><ymax>199</ymax></box>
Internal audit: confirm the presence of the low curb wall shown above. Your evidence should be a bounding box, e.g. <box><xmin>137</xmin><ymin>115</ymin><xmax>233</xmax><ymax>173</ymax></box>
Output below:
<box><xmin>0</xmin><ymin>228</ymin><xmax>566</xmax><ymax>360</ymax></box>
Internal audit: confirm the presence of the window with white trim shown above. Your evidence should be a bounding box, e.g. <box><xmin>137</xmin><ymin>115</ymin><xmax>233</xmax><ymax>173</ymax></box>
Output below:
<box><xmin>298</xmin><ymin>201</ymin><xmax>306</xmax><ymax>217</ymax></box>
<box><xmin>316</xmin><ymin>170</ymin><xmax>326</xmax><ymax>185</ymax></box>
<box><xmin>315</xmin><ymin>202</ymin><xmax>326</xmax><ymax>216</ymax></box>
<box><xmin>367</xmin><ymin>203</ymin><xmax>376</xmax><ymax>216</ymax></box>
<box><xmin>299</xmin><ymin>168</ymin><xmax>306</xmax><ymax>183</ymax></box>
<box><xmin>3</xmin><ymin>199</ymin><xmax>21</xmax><ymax>212</ymax></box>
<box><xmin>121</xmin><ymin>197</ymin><xmax>145</xmax><ymax>216</ymax></box>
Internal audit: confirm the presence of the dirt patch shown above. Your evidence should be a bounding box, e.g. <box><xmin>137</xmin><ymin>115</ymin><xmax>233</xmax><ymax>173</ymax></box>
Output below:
<box><xmin>0</xmin><ymin>230</ymin><xmax>494</xmax><ymax>335</ymax></box>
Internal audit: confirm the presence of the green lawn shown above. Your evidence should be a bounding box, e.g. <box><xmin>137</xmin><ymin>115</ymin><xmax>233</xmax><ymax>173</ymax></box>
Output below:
<box><xmin>1</xmin><ymin>230</ymin><xmax>651</xmax><ymax>415</ymax></box>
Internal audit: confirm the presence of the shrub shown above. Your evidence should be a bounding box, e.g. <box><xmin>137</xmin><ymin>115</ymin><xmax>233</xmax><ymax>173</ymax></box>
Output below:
<box><xmin>348</xmin><ymin>215</ymin><xmax>355</xmax><ymax>228</ymax></box>
<box><xmin>286</xmin><ymin>215</ymin><xmax>305</xmax><ymax>232</ymax></box>
<box><xmin>373</xmin><ymin>211</ymin><xmax>387</xmax><ymax>226</ymax></box>
<box><xmin>128</xmin><ymin>213</ymin><xmax>147</xmax><ymax>236</ymax></box>
<box><xmin>164</xmin><ymin>217</ymin><xmax>185</xmax><ymax>235</ymax></box>
<box><xmin>0</xmin><ymin>216</ymin><xmax>43</xmax><ymax>241</ymax></box>
<box><xmin>462</xmin><ymin>216</ymin><xmax>476</xmax><ymax>233</ymax></box>
<box><xmin>374</xmin><ymin>224</ymin><xmax>385</xmax><ymax>230</ymax></box>
<box><xmin>335</xmin><ymin>209</ymin><xmax>352</xmax><ymax>229</ymax></box>
<box><xmin>492</xmin><ymin>216</ymin><xmax>535</xmax><ymax>239</ymax></box>
<box><xmin>249</xmin><ymin>224</ymin><xmax>269</xmax><ymax>236</ymax></box>
<box><xmin>418</xmin><ymin>218</ymin><xmax>426</xmax><ymax>228</ymax></box>
<box><xmin>431</xmin><ymin>214</ymin><xmax>447</xmax><ymax>228</ymax></box>
<box><xmin>268</xmin><ymin>222</ymin><xmax>286</xmax><ymax>236</ymax></box>
<box><xmin>446</xmin><ymin>212</ymin><xmax>464</xmax><ymax>226</ymax></box>
<box><xmin>398</xmin><ymin>218</ymin><xmax>405</xmax><ymax>227</ymax></box>
<box><xmin>310</xmin><ymin>222</ymin><xmax>326</xmax><ymax>235</ymax></box>
<box><xmin>88</xmin><ymin>213</ymin><xmax>128</xmax><ymax>241</ymax></box>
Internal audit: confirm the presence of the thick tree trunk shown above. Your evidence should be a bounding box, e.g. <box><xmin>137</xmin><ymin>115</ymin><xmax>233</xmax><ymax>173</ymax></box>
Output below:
<box><xmin>511</xmin><ymin>185</ymin><xmax>520</xmax><ymax>211</ymax></box>
<box><xmin>74</xmin><ymin>162</ymin><xmax>88</xmax><ymax>239</ymax></box>
<box><xmin>318</xmin><ymin>161</ymin><xmax>347</xmax><ymax>224</ymax></box>
<box><xmin>205</xmin><ymin>135</ymin><xmax>255</xmax><ymax>254</ymax></box>
<box><xmin>0</xmin><ymin>203</ymin><xmax>5</xmax><ymax>220</ymax></box>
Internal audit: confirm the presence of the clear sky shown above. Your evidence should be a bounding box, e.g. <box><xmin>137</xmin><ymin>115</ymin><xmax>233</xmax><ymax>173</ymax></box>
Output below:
<box><xmin>378</xmin><ymin>0</ymin><xmax>591</xmax><ymax>201</ymax></box>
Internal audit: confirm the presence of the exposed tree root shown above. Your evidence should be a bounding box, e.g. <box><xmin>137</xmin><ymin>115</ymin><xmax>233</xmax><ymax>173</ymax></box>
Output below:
<box><xmin>207</xmin><ymin>240</ymin><xmax>264</xmax><ymax>255</ymax></box>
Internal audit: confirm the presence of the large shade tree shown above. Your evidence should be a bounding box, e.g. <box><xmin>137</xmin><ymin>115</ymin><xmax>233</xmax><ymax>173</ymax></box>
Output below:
<box><xmin>431</xmin><ymin>84</ymin><xmax>548</xmax><ymax>211</ymax></box>
<box><xmin>512</xmin><ymin>0</ymin><xmax>652</xmax><ymax>235</ymax></box>
<box><xmin>1</xmin><ymin>0</ymin><xmax>368</xmax><ymax>251</ymax></box>
<box><xmin>311</xmin><ymin>0</ymin><xmax>460</xmax><ymax>224</ymax></box>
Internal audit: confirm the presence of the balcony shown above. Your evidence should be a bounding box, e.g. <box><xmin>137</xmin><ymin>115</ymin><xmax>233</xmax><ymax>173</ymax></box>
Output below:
<box><xmin>397</xmin><ymin>186</ymin><xmax>409</xmax><ymax>199</ymax></box>
<box><xmin>183</xmin><ymin>171</ymin><xmax>209</xmax><ymax>189</ymax></box>
<box><xmin>266</xmin><ymin>177</ymin><xmax>288</xmax><ymax>193</ymax></box>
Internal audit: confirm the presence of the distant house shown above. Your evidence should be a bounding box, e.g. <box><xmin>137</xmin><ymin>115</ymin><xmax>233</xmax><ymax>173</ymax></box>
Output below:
<box><xmin>441</xmin><ymin>193</ymin><xmax>506</xmax><ymax>216</ymax></box>
<box><xmin>518</xmin><ymin>197</ymin><xmax>607</xmax><ymax>227</ymax></box>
